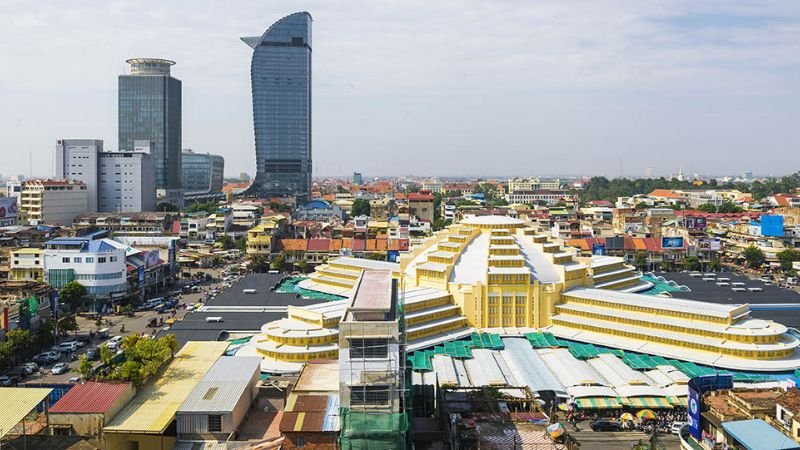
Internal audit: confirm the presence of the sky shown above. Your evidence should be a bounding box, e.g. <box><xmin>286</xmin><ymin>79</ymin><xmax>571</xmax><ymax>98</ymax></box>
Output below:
<box><xmin>1</xmin><ymin>0</ymin><xmax>799</xmax><ymax>180</ymax></box>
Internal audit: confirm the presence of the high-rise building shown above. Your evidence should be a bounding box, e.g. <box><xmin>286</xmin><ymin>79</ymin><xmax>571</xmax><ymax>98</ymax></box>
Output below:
<box><xmin>241</xmin><ymin>12</ymin><xmax>312</xmax><ymax>199</ymax></box>
<box><xmin>98</xmin><ymin>151</ymin><xmax>156</xmax><ymax>212</ymax></box>
<box><xmin>352</xmin><ymin>172</ymin><xmax>363</xmax><ymax>186</ymax></box>
<box><xmin>118</xmin><ymin>58</ymin><xmax>183</xmax><ymax>207</ymax></box>
<box><xmin>55</xmin><ymin>139</ymin><xmax>103</xmax><ymax>212</ymax></box>
<box><xmin>181</xmin><ymin>149</ymin><xmax>225</xmax><ymax>196</ymax></box>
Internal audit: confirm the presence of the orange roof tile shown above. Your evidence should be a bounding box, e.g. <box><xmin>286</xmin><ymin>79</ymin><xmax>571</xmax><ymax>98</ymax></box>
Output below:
<box><xmin>648</xmin><ymin>189</ymin><xmax>683</xmax><ymax>199</ymax></box>
<box><xmin>280</xmin><ymin>239</ymin><xmax>307</xmax><ymax>251</ymax></box>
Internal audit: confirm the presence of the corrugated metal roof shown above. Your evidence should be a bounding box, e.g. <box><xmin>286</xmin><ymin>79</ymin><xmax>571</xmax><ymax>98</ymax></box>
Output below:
<box><xmin>178</xmin><ymin>356</ymin><xmax>261</xmax><ymax>413</ymax></box>
<box><xmin>0</xmin><ymin>387</ymin><xmax>52</xmax><ymax>438</ymax></box>
<box><xmin>199</xmin><ymin>356</ymin><xmax>262</xmax><ymax>382</ymax></box>
<box><xmin>50</xmin><ymin>382</ymin><xmax>132</xmax><ymax>414</ymax></box>
<box><xmin>103</xmin><ymin>341</ymin><xmax>228</xmax><ymax>434</ymax></box>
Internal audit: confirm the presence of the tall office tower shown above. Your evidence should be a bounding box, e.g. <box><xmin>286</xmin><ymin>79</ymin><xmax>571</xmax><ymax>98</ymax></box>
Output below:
<box><xmin>241</xmin><ymin>12</ymin><xmax>312</xmax><ymax>200</ymax></box>
<box><xmin>118</xmin><ymin>58</ymin><xmax>183</xmax><ymax>207</ymax></box>
<box><xmin>182</xmin><ymin>149</ymin><xmax>225</xmax><ymax>196</ymax></box>
<box><xmin>55</xmin><ymin>139</ymin><xmax>103</xmax><ymax>212</ymax></box>
<box><xmin>98</xmin><ymin>151</ymin><xmax>156</xmax><ymax>212</ymax></box>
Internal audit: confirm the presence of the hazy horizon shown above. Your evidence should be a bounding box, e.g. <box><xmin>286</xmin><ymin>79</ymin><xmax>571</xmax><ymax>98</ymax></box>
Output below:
<box><xmin>1</xmin><ymin>1</ymin><xmax>798</xmax><ymax>180</ymax></box>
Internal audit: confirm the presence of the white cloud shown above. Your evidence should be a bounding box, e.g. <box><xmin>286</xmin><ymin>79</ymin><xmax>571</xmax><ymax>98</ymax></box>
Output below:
<box><xmin>0</xmin><ymin>0</ymin><xmax>798</xmax><ymax>178</ymax></box>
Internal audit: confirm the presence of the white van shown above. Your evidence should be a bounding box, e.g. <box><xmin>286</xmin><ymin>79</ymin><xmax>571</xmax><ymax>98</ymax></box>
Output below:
<box><xmin>242</xmin><ymin>289</ymin><xmax>257</xmax><ymax>294</ymax></box>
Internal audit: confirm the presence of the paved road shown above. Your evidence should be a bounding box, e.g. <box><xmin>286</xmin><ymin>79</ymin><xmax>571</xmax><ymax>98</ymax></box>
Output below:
<box><xmin>23</xmin><ymin>264</ymin><xmax>236</xmax><ymax>384</ymax></box>
<box><xmin>571</xmin><ymin>429</ymin><xmax>681</xmax><ymax>450</ymax></box>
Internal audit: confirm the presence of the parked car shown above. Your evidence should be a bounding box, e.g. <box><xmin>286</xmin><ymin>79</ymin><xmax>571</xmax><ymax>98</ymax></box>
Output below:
<box><xmin>51</xmin><ymin>363</ymin><xmax>70</xmax><ymax>375</ymax></box>
<box><xmin>671</xmin><ymin>422</ymin><xmax>686</xmax><ymax>435</ymax></box>
<box><xmin>590</xmin><ymin>420</ymin><xmax>621</xmax><ymax>432</ymax></box>
<box><xmin>56</xmin><ymin>342</ymin><xmax>80</xmax><ymax>353</ymax></box>
<box><xmin>7</xmin><ymin>367</ymin><xmax>27</xmax><ymax>382</ymax></box>
<box><xmin>21</xmin><ymin>362</ymin><xmax>38</xmax><ymax>374</ymax></box>
<box><xmin>33</xmin><ymin>351</ymin><xmax>61</xmax><ymax>365</ymax></box>
<box><xmin>85</xmin><ymin>347</ymin><xmax>99</xmax><ymax>361</ymax></box>
<box><xmin>108</xmin><ymin>336</ymin><xmax>123</xmax><ymax>345</ymax></box>
<box><xmin>0</xmin><ymin>376</ymin><xmax>13</xmax><ymax>386</ymax></box>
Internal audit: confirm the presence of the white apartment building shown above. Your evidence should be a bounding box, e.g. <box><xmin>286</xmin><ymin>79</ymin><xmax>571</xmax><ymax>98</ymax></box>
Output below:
<box><xmin>18</xmin><ymin>179</ymin><xmax>89</xmax><ymax>225</ymax></box>
<box><xmin>55</xmin><ymin>139</ymin><xmax>103</xmax><ymax>212</ymax></box>
<box><xmin>43</xmin><ymin>233</ymin><xmax>128</xmax><ymax>297</ymax></box>
<box><xmin>505</xmin><ymin>190</ymin><xmax>575</xmax><ymax>205</ymax></box>
<box><xmin>98</xmin><ymin>151</ymin><xmax>157</xmax><ymax>212</ymax></box>
<box><xmin>9</xmin><ymin>248</ymin><xmax>44</xmax><ymax>281</ymax></box>
<box><xmin>507</xmin><ymin>177</ymin><xmax>562</xmax><ymax>193</ymax></box>
<box><xmin>421</xmin><ymin>180</ymin><xmax>443</xmax><ymax>194</ymax></box>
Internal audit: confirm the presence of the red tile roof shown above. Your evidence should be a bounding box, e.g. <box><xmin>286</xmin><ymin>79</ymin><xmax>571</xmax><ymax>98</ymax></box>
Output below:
<box><xmin>307</xmin><ymin>239</ymin><xmax>330</xmax><ymax>251</ymax></box>
<box><xmin>50</xmin><ymin>381</ymin><xmax>132</xmax><ymax>414</ymax></box>
<box><xmin>777</xmin><ymin>388</ymin><xmax>800</xmax><ymax>415</ymax></box>
<box><xmin>408</xmin><ymin>192</ymin><xmax>434</xmax><ymax>201</ymax></box>
<box><xmin>648</xmin><ymin>189</ymin><xmax>683</xmax><ymax>199</ymax></box>
<box><xmin>280</xmin><ymin>239</ymin><xmax>308</xmax><ymax>251</ymax></box>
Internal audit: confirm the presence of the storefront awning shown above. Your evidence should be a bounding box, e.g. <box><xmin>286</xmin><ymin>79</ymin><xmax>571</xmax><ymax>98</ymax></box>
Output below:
<box><xmin>575</xmin><ymin>397</ymin><xmax>622</xmax><ymax>409</ymax></box>
<box><xmin>624</xmin><ymin>396</ymin><xmax>673</xmax><ymax>409</ymax></box>
<box><xmin>667</xmin><ymin>396</ymin><xmax>688</xmax><ymax>407</ymax></box>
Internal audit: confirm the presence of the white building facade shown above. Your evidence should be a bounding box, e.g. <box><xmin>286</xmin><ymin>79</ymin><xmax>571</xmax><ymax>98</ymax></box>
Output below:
<box><xmin>98</xmin><ymin>151</ymin><xmax>157</xmax><ymax>212</ymax></box>
<box><xmin>55</xmin><ymin>139</ymin><xmax>103</xmax><ymax>212</ymax></box>
<box><xmin>43</xmin><ymin>234</ymin><xmax>128</xmax><ymax>297</ymax></box>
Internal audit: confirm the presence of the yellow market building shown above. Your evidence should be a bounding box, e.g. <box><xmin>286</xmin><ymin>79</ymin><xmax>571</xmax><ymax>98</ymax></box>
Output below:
<box><xmin>243</xmin><ymin>216</ymin><xmax>800</xmax><ymax>374</ymax></box>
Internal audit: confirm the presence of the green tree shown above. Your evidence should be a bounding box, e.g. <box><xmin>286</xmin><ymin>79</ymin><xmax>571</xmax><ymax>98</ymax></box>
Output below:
<box><xmin>100</xmin><ymin>345</ymin><xmax>115</xmax><ymax>367</ymax></box>
<box><xmin>351</xmin><ymin>198</ymin><xmax>371</xmax><ymax>217</ymax></box>
<box><xmin>270</xmin><ymin>253</ymin><xmax>285</xmax><ymax>271</ymax></box>
<box><xmin>58</xmin><ymin>315</ymin><xmax>79</xmax><ymax>336</ymax></box>
<box><xmin>296</xmin><ymin>259</ymin><xmax>308</xmax><ymax>273</ymax></box>
<box><xmin>157</xmin><ymin>202</ymin><xmax>180</xmax><ymax>212</ymax></box>
<box><xmin>235</xmin><ymin>237</ymin><xmax>247</xmax><ymax>253</ymax></box>
<box><xmin>777</xmin><ymin>248</ymin><xmax>800</xmax><ymax>272</ymax></box>
<box><xmin>708</xmin><ymin>259</ymin><xmax>722</xmax><ymax>271</ymax></box>
<box><xmin>59</xmin><ymin>281</ymin><xmax>87</xmax><ymax>313</ymax></box>
<box><xmin>77</xmin><ymin>354</ymin><xmax>94</xmax><ymax>380</ymax></box>
<box><xmin>218</xmin><ymin>235</ymin><xmax>233</xmax><ymax>250</ymax></box>
<box><xmin>683</xmin><ymin>256</ymin><xmax>701</xmax><ymax>271</ymax></box>
<box><xmin>743</xmin><ymin>246</ymin><xmax>766</xmax><ymax>269</ymax></box>
<box><xmin>185</xmin><ymin>201</ymin><xmax>218</xmax><ymax>215</ymax></box>
<box><xmin>5</xmin><ymin>329</ymin><xmax>33</xmax><ymax>365</ymax></box>
<box><xmin>634</xmin><ymin>252</ymin><xmax>648</xmax><ymax>270</ymax></box>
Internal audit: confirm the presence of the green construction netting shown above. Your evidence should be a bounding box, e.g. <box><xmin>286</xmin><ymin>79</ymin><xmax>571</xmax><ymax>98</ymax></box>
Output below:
<box><xmin>227</xmin><ymin>337</ymin><xmax>252</xmax><ymax>346</ymax></box>
<box><xmin>409</xmin><ymin>334</ymin><xmax>505</xmax><ymax>371</ymax></box>
<box><xmin>524</xmin><ymin>331</ymin><xmax>568</xmax><ymax>348</ymax></box>
<box><xmin>567</xmin><ymin>342</ymin><xmax>624</xmax><ymax>359</ymax></box>
<box><xmin>470</xmin><ymin>332</ymin><xmax>505</xmax><ymax>350</ymax></box>
<box><xmin>339</xmin><ymin>409</ymin><xmax>409</xmax><ymax>450</ymax></box>
<box><xmin>622</xmin><ymin>353</ymin><xmax>671</xmax><ymax>370</ymax></box>
<box><xmin>274</xmin><ymin>276</ymin><xmax>347</xmax><ymax>301</ymax></box>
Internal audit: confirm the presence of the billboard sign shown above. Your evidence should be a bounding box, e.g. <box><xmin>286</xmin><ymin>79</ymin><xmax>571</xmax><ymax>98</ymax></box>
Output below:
<box><xmin>144</xmin><ymin>250</ymin><xmax>160</xmax><ymax>268</ymax></box>
<box><xmin>591</xmin><ymin>243</ymin><xmax>606</xmax><ymax>256</ymax></box>
<box><xmin>761</xmin><ymin>215</ymin><xmax>784</xmax><ymax>237</ymax></box>
<box><xmin>387</xmin><ymin>250</ymin><xmax>400</xmax><ymax>263</ymax></box>
<box><xmin>684</xmin><ymin>215</ymin><xmax>707</xmax><ymax>230</ymax></box>
<box><xmin>661</xmin><ymin>237</ymin><xmax>684</xmax><ymax>249</ymax></box>
<box><xmin>0</xmin><ymin>197</ymin><xmax>18</xmax><ymax>226</ymax></box>
<box><xmin>687</xmin><ymin>374</ymin><xmax>734</xmax><ymax>441</ymax></box>
<box><xmin>687</xmin><ymin>385</ymin><xmax>701</xmax><ymax>439</ymax></box>
<box><xmin>698</xmin><ymin>238</ymin><xmax>721</xmax><ymax>251</ymax></box>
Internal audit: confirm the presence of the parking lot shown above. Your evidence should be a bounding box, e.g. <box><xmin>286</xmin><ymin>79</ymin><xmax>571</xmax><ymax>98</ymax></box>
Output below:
<box><xmin>4</xmin><ymin>265</ymin><xmax>236</xmax><ymax>385</ymax></box>
<box><xmin>570</xmin><ymin>420</ymin><xmax>681</xmax><ymax>450</ymax></box>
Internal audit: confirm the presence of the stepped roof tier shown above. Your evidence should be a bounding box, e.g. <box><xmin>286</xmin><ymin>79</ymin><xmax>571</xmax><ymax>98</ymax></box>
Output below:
<box><xmin>241</xmin><ymin>216</ymin><xmax>800</xmax><ymax>373</ymax></box>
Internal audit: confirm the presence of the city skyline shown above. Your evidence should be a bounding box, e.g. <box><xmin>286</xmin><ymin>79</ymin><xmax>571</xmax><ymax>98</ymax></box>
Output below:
<box><xmin>1</xmin><ymin>1</ymin><xmax>799</xmax><ymax>179</ymax></box>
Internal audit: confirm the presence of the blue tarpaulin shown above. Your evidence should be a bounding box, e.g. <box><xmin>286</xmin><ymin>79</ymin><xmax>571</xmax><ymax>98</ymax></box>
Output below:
<box><xmin>721</xmin><ymin>419</ymin><xmax>800</xmax><ymax>450</ymax></box>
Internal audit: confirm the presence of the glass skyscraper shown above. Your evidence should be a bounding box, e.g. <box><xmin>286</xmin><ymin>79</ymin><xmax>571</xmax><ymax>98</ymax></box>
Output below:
<box><xmin>118</xmin><ymin>58</ymin><xmax>183</xmax><ymax>205</ymax></box>
<box><xmin>242</xmin><ymin>12</ymin><xmax>312</xmax><ymax>199</ymax></box>
<box><xmin>182</xmin><ymin>149</ymin><xmax>225</xmax><ymax>195</ymax></box>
